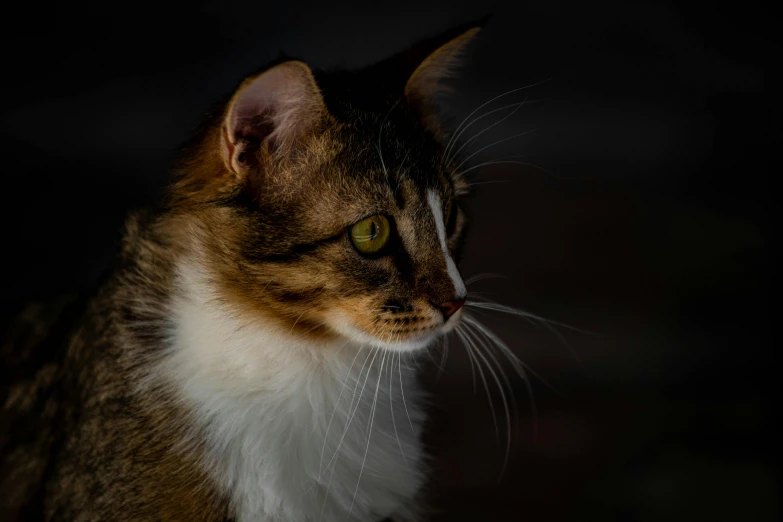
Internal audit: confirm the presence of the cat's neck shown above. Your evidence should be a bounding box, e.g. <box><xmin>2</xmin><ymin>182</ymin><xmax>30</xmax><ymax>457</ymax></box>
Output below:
<box><xmin>162</xmin><ymin>260</ymin><xmax>343</xmax><ymax>394</ymax></box>
<box><xmin>155</xmin><ymin>259</ymin><xmax>426</xmax><ymax>522</ymax></box>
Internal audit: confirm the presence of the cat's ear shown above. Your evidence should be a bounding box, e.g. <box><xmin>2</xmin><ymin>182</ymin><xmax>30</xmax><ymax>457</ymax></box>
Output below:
<box><xmin>221</xmin><ymin>60</ymin><xmax>326</xmax><ymax>175</ymax></box>
<box><xmin>404</xmin><ymin>20</ymin><xmax>486</xmax><ymax>132</ymax></box>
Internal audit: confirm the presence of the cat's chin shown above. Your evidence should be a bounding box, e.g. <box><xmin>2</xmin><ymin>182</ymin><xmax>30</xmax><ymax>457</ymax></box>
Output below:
<box><xmin>326</xmin><ymin>320</ymin><xmax>431</xmax><ymax>352</ymax></box>
<box><xmin>363</xmin><ymin>333</ymin><xmax>440</xmax><ymax>353</ymax></box>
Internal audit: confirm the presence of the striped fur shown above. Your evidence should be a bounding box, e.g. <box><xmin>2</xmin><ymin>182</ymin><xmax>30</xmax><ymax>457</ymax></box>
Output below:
<box><xmin>1</xmin><ymin>22</ymin><xmax>483</xmax><ymax>522</ymax></box>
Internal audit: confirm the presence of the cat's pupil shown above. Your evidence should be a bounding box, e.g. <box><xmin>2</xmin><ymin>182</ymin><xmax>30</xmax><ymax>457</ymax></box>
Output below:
<box><xmin>369</xmin><ymin>222</ymin><xmax>377</xmax><ymax>239</ymax></box>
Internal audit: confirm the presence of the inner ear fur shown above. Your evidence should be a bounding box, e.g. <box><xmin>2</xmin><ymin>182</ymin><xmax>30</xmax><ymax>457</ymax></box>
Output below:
<box><xmin>221</xmin><ymin>60</ymin><xmax>327</xmax><ymax>177</ymax></box>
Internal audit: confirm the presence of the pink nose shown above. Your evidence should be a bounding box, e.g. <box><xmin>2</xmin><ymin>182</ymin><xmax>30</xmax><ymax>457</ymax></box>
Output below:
<box><xmin>438</xmin><ymin>298</ymin><xmax>466</xmax><ymax>321</ymax></box>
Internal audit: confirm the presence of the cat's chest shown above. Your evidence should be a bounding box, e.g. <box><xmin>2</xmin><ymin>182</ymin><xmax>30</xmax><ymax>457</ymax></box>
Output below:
<box><xmin>211</xmin><ymin>356</ymin><xmax>425</xmax><ymax>522</ymax></box>
<box><xmin>164</xmin><ymin>296</ymin><xmax>426</xmax><ymax>521</ymax></box>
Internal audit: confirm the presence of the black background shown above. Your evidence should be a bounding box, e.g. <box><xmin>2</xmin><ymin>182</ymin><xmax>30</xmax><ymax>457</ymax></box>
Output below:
<box><xmin>1</xmin><ymin>1</ymin><xmax>776</xmax><ymax>520</ymax></box>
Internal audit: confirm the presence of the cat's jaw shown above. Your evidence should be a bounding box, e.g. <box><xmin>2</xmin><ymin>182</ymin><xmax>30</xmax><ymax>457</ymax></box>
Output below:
<box><xmin>157</xmin><ymin>259</ymin><xmax>426</xmax><ymax>522</ymax></box>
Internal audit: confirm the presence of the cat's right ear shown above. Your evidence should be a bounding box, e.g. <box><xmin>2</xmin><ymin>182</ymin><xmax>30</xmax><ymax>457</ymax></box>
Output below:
<box><xmin>221</xmin><ymin>61</ymin><xmax>326</xmax><ymax>176</ymax></box>
<box><xmin>401</xmin><ymin>18</ymin><xmax>487</xmax><ymax>135</ymax></box>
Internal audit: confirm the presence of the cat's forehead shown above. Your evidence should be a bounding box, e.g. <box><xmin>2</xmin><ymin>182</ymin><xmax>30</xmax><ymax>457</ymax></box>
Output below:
<box><xmin>327</xmin><ymin>125</ymin><xmax>451</xmax><ymax>211</ymax></box>
<box><xmin>285</xmin><ymin>137</ymin><xmax>451</xmax><ymax>241</ymax></box>
<box><xmin>340</xmin><ymin>106</ymin><xmax>451</xmax><ymax>186</ymax></box>
<box><xmin>257</xmin><ymin>96</ymin><xmax>457</xmax><ymax>235</ymax></box>
<box><xmin>307</xmin><ymin>161</ymin><xmax>450</xmax><ymax>227</ymax></box>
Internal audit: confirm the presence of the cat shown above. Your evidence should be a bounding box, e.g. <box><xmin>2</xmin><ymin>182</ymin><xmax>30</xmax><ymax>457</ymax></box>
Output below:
<box><xmin>0</xmin><ymin>20</ymin><xmax>483</xmax><ymax>522</ymax></box>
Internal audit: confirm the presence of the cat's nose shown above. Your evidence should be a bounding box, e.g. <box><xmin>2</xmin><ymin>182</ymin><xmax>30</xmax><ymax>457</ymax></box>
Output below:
<box><xmin>436</xmin><ymin>298</ymin><xmax>466</xmax><ymax>321</ymax></box>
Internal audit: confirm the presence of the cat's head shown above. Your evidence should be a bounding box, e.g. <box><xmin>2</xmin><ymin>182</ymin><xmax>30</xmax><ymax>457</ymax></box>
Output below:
<box><xmin>171</xmin><ymin>23</ymin><xmax>483</xmax><ymax>352</ymax></box>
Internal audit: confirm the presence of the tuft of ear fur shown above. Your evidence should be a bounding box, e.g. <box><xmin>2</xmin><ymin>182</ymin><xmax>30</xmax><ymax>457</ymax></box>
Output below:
<box><xmin>404</xmin><ymin>21</ymin><xmax>486</xmax><ymax>133</ymax></box>
<box><xmin>221</xmin><ymin>61</ymin><xmax>326</xmax><ymax>176</ymax></box>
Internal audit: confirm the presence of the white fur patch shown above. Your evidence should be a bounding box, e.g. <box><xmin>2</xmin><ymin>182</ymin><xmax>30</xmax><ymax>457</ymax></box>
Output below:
<box><xmin>160</xmin><ymin>261</ymin><xmax>426</xmax><ymax>522</ymax></box>
<box><xmin>427</xmin><ymin>189</ymin><xmax>467</xmax><ymax>298</ymax></box>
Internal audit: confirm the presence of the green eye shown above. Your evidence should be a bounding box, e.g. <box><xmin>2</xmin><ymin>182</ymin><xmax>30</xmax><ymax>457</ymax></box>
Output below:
<box><xmin>350</xmin><ymin>215</ymin><xmax>391</xmax><ymax>255</ymax></box>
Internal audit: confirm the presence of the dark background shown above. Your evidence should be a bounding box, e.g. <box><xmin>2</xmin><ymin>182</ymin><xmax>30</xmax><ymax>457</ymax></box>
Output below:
<box><xmin>1</xmin><ymin>1</ymin><xmax>776</xmax><ymax>520</ymax></box>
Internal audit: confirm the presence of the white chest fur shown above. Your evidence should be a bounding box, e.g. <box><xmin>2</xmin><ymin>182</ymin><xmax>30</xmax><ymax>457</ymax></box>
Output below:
<box><xmin>161</xmin><ymin>264</ymin><xmax>426</xmax><ymax>522</ymax></box>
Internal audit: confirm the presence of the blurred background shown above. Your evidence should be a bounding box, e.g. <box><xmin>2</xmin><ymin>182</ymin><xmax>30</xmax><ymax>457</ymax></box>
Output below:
<box><xmin>0</xmin><ymin>0</ymin><xmax>775</xmax><ymax>520</ymax></box>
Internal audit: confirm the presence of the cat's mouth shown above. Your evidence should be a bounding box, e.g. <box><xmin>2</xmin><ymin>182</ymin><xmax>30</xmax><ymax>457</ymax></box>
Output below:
<box><xmin>325</xmin><ymin>302</ymin><xmax>463</xmax><ymax>352</ymax></box>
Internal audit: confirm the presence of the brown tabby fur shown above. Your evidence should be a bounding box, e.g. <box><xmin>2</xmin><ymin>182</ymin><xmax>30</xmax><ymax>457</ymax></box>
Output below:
<box><xmin>1</xmin><ymin>20</ymin><xmax>483</xmax><ymax>522</ymax></box>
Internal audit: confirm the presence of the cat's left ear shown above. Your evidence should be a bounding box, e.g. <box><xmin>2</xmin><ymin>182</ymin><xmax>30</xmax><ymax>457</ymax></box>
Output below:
<box><xmin>221</xmin><ymin>60</ymin><xmax>327</xmax><ymax>176</ymax></box>
<box><xmin>404</xmin><ymin>20</ymin><xmax>486</xmax><ymax>132</ymax></box>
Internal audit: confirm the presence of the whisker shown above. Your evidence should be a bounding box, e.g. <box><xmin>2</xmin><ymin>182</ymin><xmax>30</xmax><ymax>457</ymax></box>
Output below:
<box><xmin>455</xmin><ymin>129</ymin><xmax>536</xmax><ymax>172</ymax></box>
<box><xmin>391</xmin><ymin>320</ymin><xmax>403</xmax><ymax>344</ymax></box>
<box><xmin>457</xmin><ymin>160</ymin><xmax>555</xmax><ymax>179</ymax></box>
<box><xmin>317</xmin><ymin>342</ymin><xmax>366</xmax><ymax>477</ymax></box>
<box><xmin>304</xmin><ymin>330</ymin><xmax>376</xmax><ymax>495</ymax></box>
<box><xmin>473</xmin><ymin>154</ymin><xmax>559</xmax><ymax>180</ymax></box>
<box><xmin>300</xmin><ymin>320</ymin><xmax>327</xmax><ymax>335</ymax></box>
<box><xmin>436</xmin><ymin>334</ymin><xmax>449</xmax><ymax>382</ymax></box>
<box><xmin>389</xmin><ymin>350</ymin><xmax>409</xmax><ymax>467</ymax></box>
<box><xmin>467</xmin><ymin>180</ymin><xmax>514</xmax><ymax>187</ymax></box>
<box><xmin>424</xmin><ymin>340</ymin><xmax>443</xmax><ymax>368</ymax></box>
<box><xmin>347</xmin><ymin>349</ymin><xmax>387</xmax><ymax>519</ymax></box>
<box><xmin>322</xmin><ymin>344</ymin><xmax>380</xmax><ymax>473</ymax></box>
<box><xmin>377</xmin><ymin>100</ymin><xmax>400</xmax><ymax>182</ymax></box>
<box><xmin>288</xmin><ymin>311</ymin><xmax>306</xmax><ymax>333</ymax></box>
<box><xmin>445</xmin><ymin>101</ymin><xmax>525</xmax><ymax>164</ymax></box>
<box><xmin>463</xmin><ymin>312</ymin><xmax>557</xmax><ymax>396</ymax></box>
<box><xmin>465</xmin><ymin>273</ymin><xmax>509</xmax><ymax>286</ymax></box>
<box><xmin>398</xmin><ymin>352</ymin><xmax>416</xmax><ymax>434</ymax></box>
<box><xmin>449</xmin><ymin>99</ymin><xmax>528</xmax><ymax>166</ymax></box>
<box><xmin>453</xmin><ymin>329</ymin><xmax>477</xmax><ymax>394</ymax></box>
<box><xmin>465</xmin><ymin>300</ymin><xmax>594</xmax><ymax>335</ymax></box>
<box><xmin>443</xmin><ymin>79</ymin><xmax>552</xmax><ymax>161</ymax></box>
<box><xmin>465</xmin><ymin>300</ymin><xmax>595</xmax><ymax>362</ymax></box>
<box><xmin>461</xmin><ymin>321</ymin><xmax>514</xmax><ymax>482</ymax></box>
<box><xmin>396</xmin><ymin>149</ymin><xmax>411</xmax><ymax>196</ymax></box>
<box><xmin>462</xmin><ymin>320</ymin><xmax>519</xmax><ymax>420</ymax></box>
<box><xmin>461</xmin><ymin>313</ymin><xmax>544</xmax><ymax>444</ymax></box>
<box><xmin>318</xmin><ymin>343</ymin><xmax>382</xmax><ymax>520</ymax></box>
<box><xmin>455</xmin><ymin>327</ymin><xmax>500</xmax><ymax>443</ymax></box>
